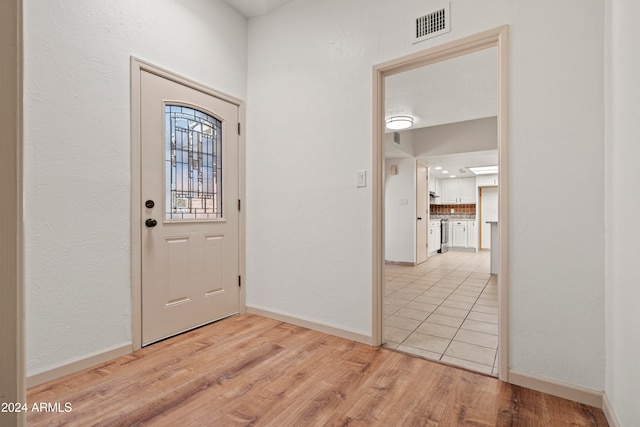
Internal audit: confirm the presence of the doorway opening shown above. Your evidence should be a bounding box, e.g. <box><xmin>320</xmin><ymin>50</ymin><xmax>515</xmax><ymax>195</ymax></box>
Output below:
<box><xmin>372</xmin><ymin>26</ymin><xmax>509</xmax><ymax>380</ymax></box>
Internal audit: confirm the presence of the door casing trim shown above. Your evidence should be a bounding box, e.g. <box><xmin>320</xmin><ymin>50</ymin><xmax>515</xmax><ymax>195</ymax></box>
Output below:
<box><xmin>372</xmin><ymin>26</ymin><xmax>510</xmax><ymax>381</ymax></box>
<box><xmin>130</xmin><ymin>57</ymin><xmax>246</xmax><ymax>350</ymax></box>
<box><xmin>416</xmin><ymin>160</ymin><xmax>429</xmax><ymax>264</ymax></box>
<box><xmin>0</xmin><ymin>1</ymin><xmax>25</xmax><ymax>425</ymax></box>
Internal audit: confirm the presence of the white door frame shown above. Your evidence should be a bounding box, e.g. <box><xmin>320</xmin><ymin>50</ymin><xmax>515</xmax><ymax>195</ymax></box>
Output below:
<box><xmin>372</xmin><ymin>26</ymin><xmax>510</xmax><ymax>381</ymax></box>
<box><xmin>130</xmin><ymin>57</ymin><xmax>246</xmax><ymax>351</ymax></box>
<box><xmin>0</xmin><ymin>1</ymin><xmax>26</xmax><ymax>425</ymax></box>
<box><xmin>416</xmin><ymin>160</ymin><xmax>428</xmax><ymax>264</ymax></box>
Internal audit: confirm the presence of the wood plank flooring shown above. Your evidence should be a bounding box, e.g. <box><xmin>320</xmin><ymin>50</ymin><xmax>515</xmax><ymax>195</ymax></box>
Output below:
<box><xmin>27</xmin><ymin>314</ymin><xmax>608</xmax><ymax>426</ymax></box>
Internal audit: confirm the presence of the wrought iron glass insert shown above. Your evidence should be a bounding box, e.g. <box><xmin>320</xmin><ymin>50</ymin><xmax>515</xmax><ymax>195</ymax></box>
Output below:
<box><xmin>166</xmin><ymin>105</ymin><xmax>222</xmax><ymax>220</ymax></box>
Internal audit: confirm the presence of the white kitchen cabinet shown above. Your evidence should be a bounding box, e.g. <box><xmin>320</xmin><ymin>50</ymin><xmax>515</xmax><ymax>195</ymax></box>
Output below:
<box><xmin>428</xmin><ymin>221</ymin><xmax>441</xmax><ymax>255</ymax></box>
<box><xmin>477</xmin><ymin>174</ymin><xmax>498</xmax><ymax>187</ymax></box>
<box><xmin>446</xmin><ymin>219</ymin><xmax>479</xmax><ymax>250</ymax></box>
<box><xmin>467</xmin><ymin>220</ymin><xmax>477</xmax><ymax>250</ymax></box>
<box><xmin>428</xmin><ymin>227</ymin><xmax>435</xmax><ymax>255</ymax></box>
<box><xmin>459</xmin><ymin>178</ymin><xmax>476</xmax><ymax>203</ymax></box>
<box><xmin>439</xmin><ymin>177</ymin><xmax>476</xmax><ymax>204</ymax></box>
<box><xmin>451</xmin><ymin>220</ymin><xmax>468</xmax><ymax>248</ymax></box>
<box><xmin>449</xmin><ymin>219</ymin><xmax>478</xmax><ymax>250</ymax></box>
<box><xmin>440</xmin><ymin>179</ymin><xmax>458</xmax><ymax>204</ymax></box>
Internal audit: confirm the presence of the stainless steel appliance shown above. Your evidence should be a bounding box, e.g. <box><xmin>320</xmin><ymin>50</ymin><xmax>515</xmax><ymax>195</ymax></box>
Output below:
<box><xmin>438</xmin><ymin>219</ymin><xmax>449</xmax><ymax>253</ymax></box>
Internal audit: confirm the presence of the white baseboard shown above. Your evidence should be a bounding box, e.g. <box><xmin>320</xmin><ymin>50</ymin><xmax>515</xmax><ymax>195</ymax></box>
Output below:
<box><xmin>246</xmin><ymin>306</ymin><xmax>372</xmax><ymax>346</ymax></box>
<box><xmin>385</xmin><ymin>260</ymin><xmax>416</xmax><ymax>267</ymax></box>
<box><xmin>27</xmin><ymin>343</ymin><xmax>132</xmax><ymax>388</ymax></box>
<box><xmin>508</xmin><ymin>370</ymin><xmax>603</xmax><ymax>408</ymax></box>
<box><xmin>602</xmin><ymin>393</ymin><xmax>621</xmax><ymax>427</ymax></box>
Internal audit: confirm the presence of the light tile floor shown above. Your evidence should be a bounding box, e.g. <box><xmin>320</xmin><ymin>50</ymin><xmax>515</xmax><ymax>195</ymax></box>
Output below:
<box><xmin>383</xmin><ymin>249</ymin><xmax>499</xmax><ymax>376</ymax></box>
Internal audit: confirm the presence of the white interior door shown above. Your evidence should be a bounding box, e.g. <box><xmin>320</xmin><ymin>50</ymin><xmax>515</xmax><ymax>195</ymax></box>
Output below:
<box><xmin>416</xmin><ymin>162</ymin><xmax>428</xmax><ymax>264</ymax></box>
<box><xmin>140</xmin><ymin>70</ymin><xmax>240</xmax><ymax>345</ymax></box>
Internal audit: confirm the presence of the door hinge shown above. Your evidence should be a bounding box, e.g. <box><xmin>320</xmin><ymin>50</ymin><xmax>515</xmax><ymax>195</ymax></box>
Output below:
<box><xmin>238</xmin><ymin>275</ymin><xmax>242</xmax><ymax>287</ymax></box>
<box><xmin>238</xmin><ymin>199</ymin><xmax>241</xmax><ymax>211</ymax></box>
<box><xmin>238</xmin><ymin>122</ymin><xmax>241</xmax><ymax>135</ymax></box>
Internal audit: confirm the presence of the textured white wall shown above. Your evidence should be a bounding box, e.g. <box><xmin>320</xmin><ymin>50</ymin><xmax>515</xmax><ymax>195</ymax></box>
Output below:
<box><xmin>246</xmin><ymin>0</ymin><xmax>605</xmax><ymax>390</ymax></box>
<box><xmin>605</xmin><ymin>0</ymin><xmax>640</xmax><ymax>425</ymax></box>
<box><xmin>23</xmin><ymin>0</ymin><xmax>247</xmax><ymax>375</ymax></box>
<box><xmin>385</xmin><ymin>158</ymin><xmax>416</xmax><ymax>264</ymax></box>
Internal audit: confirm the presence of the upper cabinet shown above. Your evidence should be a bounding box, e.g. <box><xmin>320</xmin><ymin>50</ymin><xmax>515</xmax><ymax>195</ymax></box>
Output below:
<box><xmin>477</xmin><ymin>174</ymin><xmax>498</xmax><ymax>187</ymax></box>
<box><xmin>440</xmin><ymin>177</ymin><xmax>476</xmax><ymax>204</ymax></box>
<box><xmin>440</xmin><ymin>179</ymin><xmax>457</xmax><ymax>203</ymax></box>
<box><xmin>459</xmin><ymin>178</ymin><xmax>476</xmax><ymax>203</ymax></box>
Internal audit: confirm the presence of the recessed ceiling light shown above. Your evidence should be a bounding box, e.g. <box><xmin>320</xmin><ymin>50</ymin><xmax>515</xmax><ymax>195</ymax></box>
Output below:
<box><xmin>385</xmin><ymin>116</ymin><xmax>414</xmax><ymax>130</ymax></box>
<box><xmin>442</xmin><ymin>170</ymin><xmax>448</xmax><ymax>174</ymax></box>
<box><xmin>435</xmin><ymin>166</ymin><xmax>442</xmax><ymax>170</ymax></box>
<box><xmin>450</xmin><ymin>175</ymin><xmax>456</xmax><ymax>178</ymax></box>
<box><xmin>468</xmin><ymin>165</ymin><xmax>498</xmax><ymax>175</ymax></box>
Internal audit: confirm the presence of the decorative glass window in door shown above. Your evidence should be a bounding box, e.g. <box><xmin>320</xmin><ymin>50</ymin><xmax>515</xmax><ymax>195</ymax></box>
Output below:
<box><xmin>165</xmin><ymin>105</ymin><xmax>222</xmax><ymax>220</ymax></box>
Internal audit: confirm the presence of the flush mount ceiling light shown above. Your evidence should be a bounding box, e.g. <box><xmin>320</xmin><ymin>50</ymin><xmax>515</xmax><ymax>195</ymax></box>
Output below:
<box><xmin>385</xmin><ymin>116</ymin><xmax>414</xmax><ymax>130</ymax></box>
<box><xmin>469</xmin><ymin>165</ymin><xmax>499</xmax><ymax>175</ymax></box>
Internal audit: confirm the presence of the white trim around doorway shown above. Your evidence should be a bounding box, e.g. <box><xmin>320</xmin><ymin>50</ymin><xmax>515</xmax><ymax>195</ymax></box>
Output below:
<box><xmin>416</xmin><ymin>160</ymin><xmax>429</xmax><ymax>265</ymax></box>
<box><xmin>0</xmin><ymin>1</ymin><xmax>26</xmax><ymax>425</ymax></box>
<box><xmin>372</xmin><ymin>26</ymin><xmax>510</xmax><ymax>381</ymax></box>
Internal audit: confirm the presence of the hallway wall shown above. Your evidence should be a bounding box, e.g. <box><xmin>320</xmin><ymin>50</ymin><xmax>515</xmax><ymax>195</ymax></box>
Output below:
<box><xmin>246</xmin><ymin>0</ymin><xmax>605</xmax><ymax>391</ymax></box>
<box><xmin>23</xmin><ymin>0</ymin><xmax>248</xmax><ymax>376</ymax></box>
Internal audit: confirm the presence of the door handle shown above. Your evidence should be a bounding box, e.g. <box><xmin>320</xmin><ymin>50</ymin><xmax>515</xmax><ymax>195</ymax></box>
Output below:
<box><xmin>145</xmin><ymin>219</ymin><xmax>158</xmax><ymax>228</ymax></box>
<box><xmin>417</xmin><ymin>217</ymin><xmax>422</xmax><ymax>220</ymax></box>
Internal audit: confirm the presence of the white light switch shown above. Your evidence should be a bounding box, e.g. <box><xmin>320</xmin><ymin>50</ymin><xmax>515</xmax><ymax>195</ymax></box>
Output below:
<box><xmin>357</xmin><ymin>170</ymin><xmax>367</xmax><ymax>188</ymax></box>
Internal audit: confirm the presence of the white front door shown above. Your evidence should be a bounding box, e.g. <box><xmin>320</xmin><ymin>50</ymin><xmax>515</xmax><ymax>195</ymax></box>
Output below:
<box><xmin>140</xmin><ymin>70</ymin><xmax>240</xmax><ymax>346</ymax></box>
<box><xmin>416</xmin><ymin>162</ymin><xmax>428</xmax><ymax>264</ymax></box>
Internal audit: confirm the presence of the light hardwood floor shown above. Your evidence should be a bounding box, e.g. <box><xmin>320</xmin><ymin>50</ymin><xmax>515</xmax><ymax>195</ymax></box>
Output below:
<box><xmin>27</xmin><ymin>314</ymin><xmax>607</xmax><ymax>426</ymax></box>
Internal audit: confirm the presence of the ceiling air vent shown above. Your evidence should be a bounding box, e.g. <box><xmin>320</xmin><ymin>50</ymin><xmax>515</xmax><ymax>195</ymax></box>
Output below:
<box><xmin>414</xmin><ymin>3</ymin><xmax>451</xmax><ymax>44</ymax></box>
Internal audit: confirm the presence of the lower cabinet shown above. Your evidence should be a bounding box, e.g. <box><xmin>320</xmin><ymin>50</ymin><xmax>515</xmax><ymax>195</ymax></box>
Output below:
<box><xmin>449</xmin><ymin>220</ymin><xmax>478</xmax><ymax>250</ymax></box>
<box><xmin>467</xmin><ymin>220</ymin><xmax>477</xmax><ymax>249</ymax></box>
<box><xmin>428</xmin><ymin>221</ymin><xmax>441</xmax><ymax>255</ymax></box>
<box><xmin>451</xmin><ymin>221</ymin><xmax>467</xmax><ymax>247</ymax></box>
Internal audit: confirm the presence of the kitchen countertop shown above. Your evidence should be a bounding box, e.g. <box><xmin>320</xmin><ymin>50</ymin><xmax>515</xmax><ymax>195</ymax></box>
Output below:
<box><xmin>430</xmin><ymin>216</ymin><xmax>477</xmax><ymax>220</ymax></box>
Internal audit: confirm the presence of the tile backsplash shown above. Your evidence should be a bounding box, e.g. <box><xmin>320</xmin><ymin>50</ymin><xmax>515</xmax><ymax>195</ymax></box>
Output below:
<box><xmin>430</xmin><ymin>204</ymin><xmax>476</xmax><ymax>219</ymax></box>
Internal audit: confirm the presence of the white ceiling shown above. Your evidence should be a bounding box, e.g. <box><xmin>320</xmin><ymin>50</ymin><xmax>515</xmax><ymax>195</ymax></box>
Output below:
<box><xmin>222</xmin><ymin>0</ymin><xmax>294</xmax><ymax>18</ymax></box>
<box><xmin>385</xmin><ymin>47</ymin><xmax>498</xmax><ymax>174</ymax></box>
<box><xmin>421</xmin><ymin>150</ymin><xmax>498</xmax><ymax>179</ymax></box>
<box><xmin>385</xmin><ymin>47</ymin><xmax>497</xmax><ymax>130</ymax></box>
